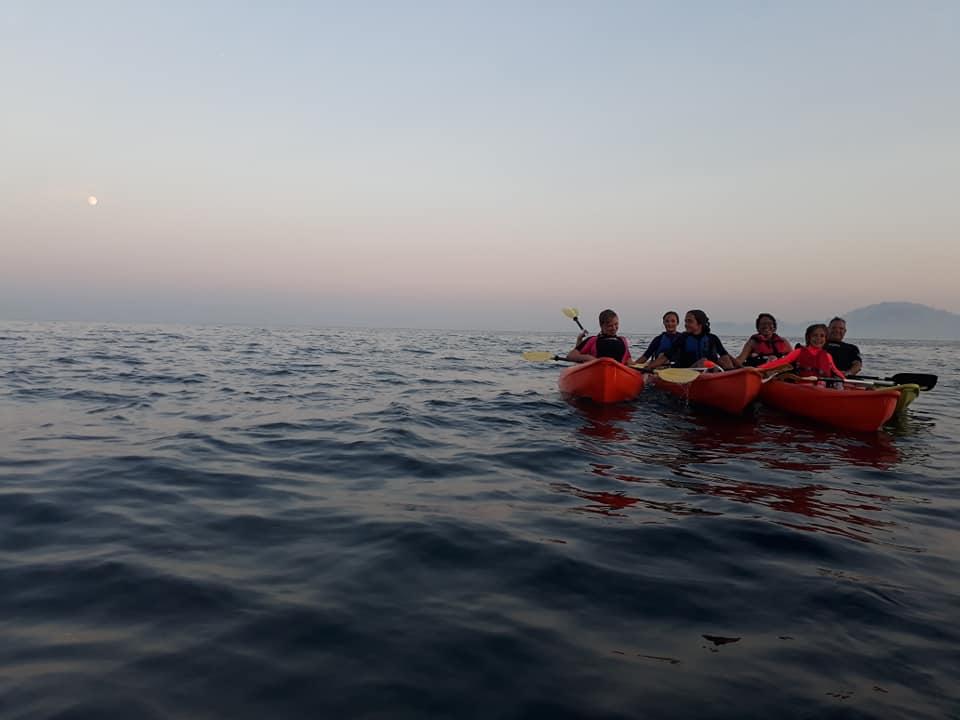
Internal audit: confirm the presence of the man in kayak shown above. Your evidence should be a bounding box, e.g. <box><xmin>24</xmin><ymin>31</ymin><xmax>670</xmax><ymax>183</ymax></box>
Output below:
<box><xmin>645</xmin><ymin>310</ymin><xmax>735</xmax><ymax>369</ymax></box>
<box><xmin>758</xmin><ymin>323</ymin><xmax>845</xmax><ymax>381</ymax></box>
<box><xmin>825</xmin><ymin>317</ymin><xmax>862</xmax><ymax>376</ymax></box>
<box><xmin>566</xmin><ymin>309</ymin><xmax>632</xmax><ymax>364</ymax></box>
<box><xmin>638</xmin><ymin>310</ymin><xmax>682</xmax><ymax>365</ymax></box>
<box><xmin>734</xmin><ymin>313</ymin><xmax>792</xmax><ymax>367</ymax></box>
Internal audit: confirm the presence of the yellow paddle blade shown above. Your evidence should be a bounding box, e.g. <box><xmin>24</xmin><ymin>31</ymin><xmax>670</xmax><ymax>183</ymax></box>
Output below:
<box><xmin>522</xmin><ymin>351</ymin><xmax>558</xmax><ymax>361</ymax></box>
<box><xmin>654</xmin><ymin>368</ymin><xmax>701</xmax><ymax>384</ymax></box>
<box><xmin>562</xmin><ymin>307</ymin><xmax>579</xmax><ymax>319</ymax></box>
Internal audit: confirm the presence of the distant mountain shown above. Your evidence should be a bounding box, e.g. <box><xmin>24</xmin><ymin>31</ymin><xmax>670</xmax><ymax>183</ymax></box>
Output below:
<box><xmin>710</xmin><ymin>302</ymin><xmax>960</xmax><ymax>341</ymax></box>
<box><xmin>844</xmin><ymin>302</ymin><xmax>960</xmax><ymax>340</ymax></box>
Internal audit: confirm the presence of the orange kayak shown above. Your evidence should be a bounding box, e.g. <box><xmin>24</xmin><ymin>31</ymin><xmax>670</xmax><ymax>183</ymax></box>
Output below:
<box><xmin>653</xmin><ymin>367</ymin><xmax>762</xmax><ymax>414</ymax></box>
<box><xmin>759</xmin><ymin>379</ymin><xmax>900</xmax><ymax>432</ymax></box>
<box><xmin>558</xmin><ymin>358</ymin><xmax>644</xmax><ymax>403</ymax></box>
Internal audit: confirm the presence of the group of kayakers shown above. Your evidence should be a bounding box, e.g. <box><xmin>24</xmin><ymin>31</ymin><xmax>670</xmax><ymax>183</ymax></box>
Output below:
<box><xmin>566</xmin><ymin>309</ymin><xmax>863</xmax><ymax>380</ymax></box>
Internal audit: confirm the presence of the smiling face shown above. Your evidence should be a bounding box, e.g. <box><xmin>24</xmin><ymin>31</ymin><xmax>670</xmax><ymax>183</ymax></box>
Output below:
<box><xmin>827</xmin><ymin>320</ymin><xmax>846</xmax><ymax>342</ymax></box>
<box><xmin>756</xmin><ymin>315</ymin><xmax>776</xmax><ymax>339</ymax></box>
<box><xmin>663</xmin><ymin>312</ymin><xmax>679</xmax><ymax>333</ymax></box>
<box><xmin>600</xmin><ymin>315</ymin><xmax>619</xmax><ymax>336</ymax></box>
<box><xmin>684</xmin><ymin>312</ymin><xmax>702</xmax><ymax>335</ymax></box>
<box><xmin>808</xmin><ymin>327</ymin><xmax>827</xmax><ymax>348</ymax></box>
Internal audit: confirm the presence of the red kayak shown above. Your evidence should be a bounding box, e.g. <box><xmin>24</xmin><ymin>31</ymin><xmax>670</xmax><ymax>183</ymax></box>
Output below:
<box><xmin>654</xmin><ymin>367</ymin><xmax>763</xmax><ymax>414</ymax></box>
<box><xmin>558</xmin><ymin>357</ymin><xmax>644</xmax><ymax>403</ymax></box>
<box><xmin>759</xmin><ymin>378</ymin><xmax>900</xmax><ymax>432</ymax></box>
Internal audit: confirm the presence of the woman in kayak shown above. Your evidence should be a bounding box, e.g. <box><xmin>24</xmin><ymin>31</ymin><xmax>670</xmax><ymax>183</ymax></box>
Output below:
<box><xmin>758</xmin><ymin>323</ymin><xmax>845</xmax><ymax>381</ymax></box>
<box><xmin>566</xmin><ymin>309</ymin><xmax>632</xmax><ymax>364</ymax></box>
<box><xmin>734</xmin><ymin>313</ymin><xmax>792</xmax><ymax>367</ymax></box>
<box><xmin>645</xmin><ymin>310</ymin><xmax>735</xmax><ymax>370</ymax></box>
<box><xmin>638</xmin><ymin>310</ymin><xmax>681</xmax><ymax>365</ymax></box>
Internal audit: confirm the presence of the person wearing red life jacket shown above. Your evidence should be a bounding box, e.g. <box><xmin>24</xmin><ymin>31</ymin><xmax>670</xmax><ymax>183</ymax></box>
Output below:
<box><xmin>566</xmin><ymin>309</ymin><xmax>632</xmax><ymax>364</ymax></box>
<box><xmin>734</xmin><ymin>313</ymin><xmax>793</xmax><ymax>368</ymax></box>
<box><xmin>758</xmin><ymin>323</ymin><xmax>845</xmax><ymax>381</ymax></box>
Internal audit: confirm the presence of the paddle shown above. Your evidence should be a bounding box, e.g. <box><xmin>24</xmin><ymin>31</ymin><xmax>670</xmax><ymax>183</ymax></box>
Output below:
<box><xmin>562</xmin><ymin>307</ymin><xmax>587</xmax><ymax>333</ymax></box>
<box><xmin>854</xmin><ymin>373</ymin><xmax>937</xmax><ymax>390</ymax></box>
<box><xmin>522</xmin><ymin>351</ymin><xmax>569</xmax><ymax>362</ymax></box>
<box><xmin>648</xmin><ymin>367</ymin><xmax>701</xmax><ymax>384</ymax></box>
<box><xmin>842</xmin><ymin>378</ymin><xmax>903</xmax><ymax>388</ymax></box>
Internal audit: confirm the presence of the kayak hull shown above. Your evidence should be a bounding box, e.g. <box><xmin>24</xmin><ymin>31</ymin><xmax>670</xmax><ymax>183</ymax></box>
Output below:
<box><xmin>558</xmin><ymin>358</ymin><xmax>644</xmax><ymax>404</ymax></box>
<box><xmin>890</xmin><ymin>383</ymin><xmax>920</xmax><ymax>415</ymax></box>
<box><xmin>654</xmin><ymin>367</ymin><xmax>763</xmax><ymax>414</ymax></box>
<box><xmin>760</xmin><ymin>379</ymin><xmax>900</xmax><ymax>432</ymax></box>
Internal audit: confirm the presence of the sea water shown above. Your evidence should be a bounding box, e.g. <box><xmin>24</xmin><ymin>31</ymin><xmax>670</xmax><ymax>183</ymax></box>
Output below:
<box><xmin>1</xmin><ymin>323</ymin><xmax>958</xmax><ymax>719</ymax></box>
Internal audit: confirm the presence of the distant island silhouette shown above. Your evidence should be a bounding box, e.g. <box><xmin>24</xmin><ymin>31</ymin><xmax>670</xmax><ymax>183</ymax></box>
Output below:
<box><xmin>712</xmin><ymin>302</ymin><xmax>960</xmax><ymax>340</ymax></box>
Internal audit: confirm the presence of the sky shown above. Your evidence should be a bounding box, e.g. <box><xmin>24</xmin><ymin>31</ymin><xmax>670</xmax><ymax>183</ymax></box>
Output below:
<box><xmin>2</xmin><ymin>1</ymin><xmax>958</xmax><ymax>332</ymax></box>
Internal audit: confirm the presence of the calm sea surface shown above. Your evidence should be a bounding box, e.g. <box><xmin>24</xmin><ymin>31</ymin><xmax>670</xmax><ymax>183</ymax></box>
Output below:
<box><xmin>1</xmin><ymin>323</ymin><xmax>958</xmax><ymax>719</ymax></box>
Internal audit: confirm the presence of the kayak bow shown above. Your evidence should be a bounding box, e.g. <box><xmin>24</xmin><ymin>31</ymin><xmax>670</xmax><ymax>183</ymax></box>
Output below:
<box><xmin>653</xmin><ymin>367</ymin><xmax>763</xmax><ymax>414</ymax></box>
<box><xmin>558</xmin><ymin>357</ymin><xmax>644</xmax><ymax>403</ymax></box>
<box><xmin>760</xmin><ymin>378</ymin><xmax>900</xmax><ymax>432</ymax></box>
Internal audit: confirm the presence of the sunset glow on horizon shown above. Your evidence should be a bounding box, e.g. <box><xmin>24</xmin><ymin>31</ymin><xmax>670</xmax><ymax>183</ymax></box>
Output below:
<box><xmin>2</xmin><ymin>3</ymin><xmax>958</xmax><ymax>330</ymax></box>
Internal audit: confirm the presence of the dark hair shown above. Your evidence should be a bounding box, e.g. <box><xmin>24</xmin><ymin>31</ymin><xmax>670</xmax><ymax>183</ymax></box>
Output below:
<box><xmin>828</xmin><ymin>316</ymin><xmax>845</xmax><ymax>326</ymax></box>
<box><xmin>805</xmin><ymin>323</ymin><xmax>828</xmax><ymax>344</ymax></box>
<box><xmin>686</xmin><ymin>309</ymin><xmax>710</xmax><ymax>334</ymax></box>
<box><xmin>663</xmin><ymin>311</ymin><xmax>679</xmax><ymax>322</ymax></box>
<box><xmin>598</xmin><ymin>309</ymin><xmax>618</xmax><ymax>325</ymax></box>
<box><xmin>755</xmin><ymin>313</ymin><xmax>777</xmax><ymax>331</ymax></box>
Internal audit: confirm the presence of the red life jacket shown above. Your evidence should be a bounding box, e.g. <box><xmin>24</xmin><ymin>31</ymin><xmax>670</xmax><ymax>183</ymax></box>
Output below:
<box><xmin>794</xmin><ymin>347</ymin><xmax>838</xmax><ymax>378</ymax></box>
<box><xmin>750</xmin><ymin>333</ymin><xmax>791</xmax><ymax>357</ymax></box>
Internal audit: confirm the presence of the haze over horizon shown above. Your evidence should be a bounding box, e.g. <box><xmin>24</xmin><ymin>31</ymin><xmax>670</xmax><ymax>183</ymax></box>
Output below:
<box><xmin>3</xmin><ymin>2</ymin><xmax>958</xmax><ymax>331</ymax></box>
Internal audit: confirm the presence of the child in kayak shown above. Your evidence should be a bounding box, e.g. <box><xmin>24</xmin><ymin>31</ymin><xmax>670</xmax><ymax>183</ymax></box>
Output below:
<box><xmin>638</xmin><ymin>310</ymin><xmax>681</xmax><ymax>365</ymax></box>
<box><xmin>645</xmin><ymin>310</ymin><xmax>735</xmax><ymax>369</ymax></box>
<box><xmin>758</xmin><ymin>323</ymin><xmax>845</xmax><ymax>381</ymax></box>
<box><xmin>566</xmin><ymin>309</ymin><xmax>632</xmax><ymax>364</ymax></box>
<box><xmin>734</xmin><ymin>313</ymin><xmax>792</xmax><ymax>367</ymax></box>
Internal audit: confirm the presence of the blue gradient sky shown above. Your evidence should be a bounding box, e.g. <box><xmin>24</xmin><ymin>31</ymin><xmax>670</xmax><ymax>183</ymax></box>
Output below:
<box><xmin>2</xmin><ymin>1</ymin><xmax>958</xmax><ymax>331</ymax></box>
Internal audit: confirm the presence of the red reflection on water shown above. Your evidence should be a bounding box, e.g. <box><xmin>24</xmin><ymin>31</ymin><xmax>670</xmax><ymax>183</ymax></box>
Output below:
<box><xmin>679</xmin><ymin>414</ymin><xmax>901</xmax><ymax>471</ymax></box>
<box><xmin>552</xmin><ymin>481</ymin><xmax>721</xmax><ymax>519</ymax></box>
<box><xmin>569</xmin><ymin>400</ymin><xmax>636</xmax><ymax>442</ymax></box>
<box><xmin>588</xmin><ymin>463</ymin><xmax>897</xmax><ymax>543</ymax></box>
<box><xmin>557</xmin><ymin>394</ymin><xmax>907</xmax><ymax>542</ymax></box>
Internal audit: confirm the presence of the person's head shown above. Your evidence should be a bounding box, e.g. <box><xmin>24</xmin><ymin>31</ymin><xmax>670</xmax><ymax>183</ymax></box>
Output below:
<box><xmin>662</xmin><ymin>311</ymin><xmax>679</xmax><ymax>333</ymax></box>
<box><xmin>805</xmin><ymin>323</ymin><xmax>828</xmax><ymax>348</ymax></box>
<box><xmin>598</xmin><ymin>309</ymin><xmax>619</xmax><ymax>336</ymax></box>
<box><xmin>827</xmin><ymin>317</ymin><xmax>847</xmax><ymax>342</ymax></box>
<box><xmin>684</xmin><ymin>309</ymin><xmax>710</xmax><ymax>335</ymax></box>
<box><xmin>755</xmin><ymin>313</ymin><xmax>777</xmax><ymax>337</ymax></box>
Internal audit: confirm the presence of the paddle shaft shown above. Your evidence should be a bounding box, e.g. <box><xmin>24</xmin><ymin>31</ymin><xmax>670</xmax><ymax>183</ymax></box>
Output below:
<box><xmin>855</xmin><ymin>372</ymin><xmax>937</xmax><ymax>390</ymax></box>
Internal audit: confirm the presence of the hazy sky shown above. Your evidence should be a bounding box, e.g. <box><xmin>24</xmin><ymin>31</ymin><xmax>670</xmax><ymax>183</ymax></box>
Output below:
<box><xmin>2</xmin><ymin>1</ymin><xmax>958</xmax><ymax>331</ymax></box>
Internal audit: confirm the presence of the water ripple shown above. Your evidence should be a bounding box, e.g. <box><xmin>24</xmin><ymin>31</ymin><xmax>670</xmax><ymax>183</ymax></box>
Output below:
<box><xmin>0</xmin><ymin>323</ymin><xmax>957</xmax><ymax>719</ymax></box>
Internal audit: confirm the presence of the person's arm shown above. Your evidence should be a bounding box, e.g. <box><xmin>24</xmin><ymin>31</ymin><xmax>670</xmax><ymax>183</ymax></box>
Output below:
<box><xmin>566</xmin><ymin>335</ymin><xmax>596</xmax><ymax>363</ymax></box>
<box><xmin>712</xmin><ymin>336</ymin><xmax>736</xmax><ymax>369</ymax></box>
<box><xmin>639</xmin><ymin>335</ymin><xmax>660</xmax><ymax>364</ymax></box>
<box><xmin>828</xmin><ymin>354</ymin><xmax>846</xmax><ymax>380</ymax></box>
<box><xmin>621</xmin><ymin>338</ymin><xmax>632</xmax><ymax>365</ymax></box>
<box><xmin>758</xmin><ymin>347</ymin><xmax>802</xmax><ymax>371</ymax></box>
<box><xmin>847</xmin><ymin>345</ymin><xmax>862</xmax><ymax>376</ymax></box>
<box><xmin>733</xmin><ymin>337</ymin><xmax>756</xmax><ymax>368</ymax></box>
<box><xmin>646</xmin><ymin>352</ymin><xmax>670</xmax><ymax>369</ymax></box>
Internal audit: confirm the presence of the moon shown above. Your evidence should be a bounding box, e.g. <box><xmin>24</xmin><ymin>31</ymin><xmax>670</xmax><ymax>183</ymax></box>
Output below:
<box><xmin>87</xmin><ymin>195</ymin><xmax>99</xmax><ymax>206</ymax></box>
